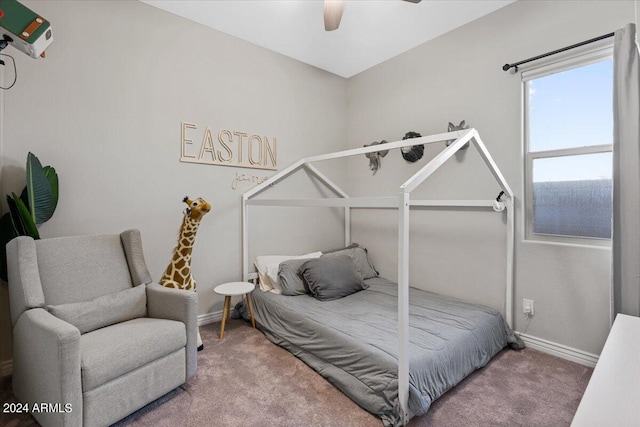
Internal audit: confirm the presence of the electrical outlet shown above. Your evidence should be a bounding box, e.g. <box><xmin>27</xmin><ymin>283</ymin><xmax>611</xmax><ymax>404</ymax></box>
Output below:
<box><xmin>523</xmin><ymin>298</ymin><xmax>535</xmax><ymax>316</ymax></box>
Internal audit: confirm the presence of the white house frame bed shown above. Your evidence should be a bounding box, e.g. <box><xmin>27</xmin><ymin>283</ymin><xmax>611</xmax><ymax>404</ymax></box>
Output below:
<box><xmin>241</xmin><ymin>128</ymin><xmax>515</xmax><ymax>425</ymax></box>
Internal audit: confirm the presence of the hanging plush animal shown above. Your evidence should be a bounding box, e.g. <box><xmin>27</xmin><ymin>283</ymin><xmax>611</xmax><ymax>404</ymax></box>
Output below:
<box><xmin>445</xmin><ymin>120</ymin><xmax>470</xmax><ymax>149</ymax></box>
<box><xmin>364</xmin><ymin>140</ymin><xmax>389</xmax><ymax>174</ymax></box>
<box><xmin>160</xmin><ymin>196</ymin><xmax>211</xmax><ymax>351</ymax></box>
<box><xmin>400</xmin><ymin>131</ymin><xmax>424</xmax><ymax>163</ymax></box>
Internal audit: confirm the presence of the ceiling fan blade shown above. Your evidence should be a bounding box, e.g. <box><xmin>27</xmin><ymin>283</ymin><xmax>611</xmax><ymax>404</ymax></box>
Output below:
<box><xmin>403</xmin><ymin>0</ymin><xmax>422</xmax><ymax>3</ymax></box>
<box><xmin>324</xmin><ymin>0</ymin><xmax>344</xmax><ymax>31</ymax></box>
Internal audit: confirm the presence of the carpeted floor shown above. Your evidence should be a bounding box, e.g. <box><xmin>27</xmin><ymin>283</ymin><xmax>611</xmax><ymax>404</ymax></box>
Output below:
<box><xmin>1</xmin><ymin>320</ymin><xmax>593</xmax><ymax>427</ymax></box>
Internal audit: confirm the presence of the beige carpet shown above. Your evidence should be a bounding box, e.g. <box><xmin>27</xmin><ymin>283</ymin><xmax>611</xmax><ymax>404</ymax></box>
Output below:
<box><xmin>1</xmin><ymin>320</ymin><xmax>592</xmax><ymax>427</ymax></box>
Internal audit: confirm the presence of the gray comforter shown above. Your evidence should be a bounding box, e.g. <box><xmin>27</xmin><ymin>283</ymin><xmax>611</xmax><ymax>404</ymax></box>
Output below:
<box><xmin>237</xmin><ymin>277</ymin><xmax>522</xmax><ymax>426</ymax></box>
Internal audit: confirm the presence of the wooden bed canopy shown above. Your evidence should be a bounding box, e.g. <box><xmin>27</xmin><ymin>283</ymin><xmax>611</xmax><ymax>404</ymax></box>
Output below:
<box><xmin>241</xmin><ymin>128</ymin><xmax>515</xmax><ymax>425</ymax></box>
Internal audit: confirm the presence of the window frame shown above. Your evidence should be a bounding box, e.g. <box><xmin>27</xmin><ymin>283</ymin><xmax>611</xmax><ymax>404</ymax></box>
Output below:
<box><xmin>522</xmin><ymin>44</ymin><xmax>614</xmax><ymax>246</ymax></box>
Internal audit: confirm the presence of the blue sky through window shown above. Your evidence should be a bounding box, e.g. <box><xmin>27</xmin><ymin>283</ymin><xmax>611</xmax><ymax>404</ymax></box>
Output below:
<box><xmin>529</xmin><ymin>59</ymin><xmax>613</xmax><ymax>182</ymax></box>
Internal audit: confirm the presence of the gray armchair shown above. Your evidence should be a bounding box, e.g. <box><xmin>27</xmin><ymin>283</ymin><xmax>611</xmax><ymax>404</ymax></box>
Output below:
<box><xmin>6</xmin><ymin>230</ymin><xmax>198</xmax><ymax>427</ymax></box>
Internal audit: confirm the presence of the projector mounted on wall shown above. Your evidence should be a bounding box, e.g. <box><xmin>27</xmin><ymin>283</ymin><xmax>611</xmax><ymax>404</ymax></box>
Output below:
<box><xmin>0</xmin><ymin>0</ymin><xmax>52</xmax><ymax>58</ymax></box>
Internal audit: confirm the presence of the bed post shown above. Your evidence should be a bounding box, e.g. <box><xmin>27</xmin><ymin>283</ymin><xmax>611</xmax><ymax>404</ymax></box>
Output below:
<box><xmin>242</xmin><ymin>194</ymin><xmax>249</xmax><ymax>282</ymax></box>
<box><xmin>470</xmin><ymin>132</ymin><xmax>515</xmax><ymax>328</ymax></box>
<box><xmin>398</xmin><ymin>190</ymin><xmax>410</xmax><ymax>425</ymax></box>
<box><xmin>506</xmin><ymin>196</ymin><xmax>515</xmax><ymax>327</ymax></box>
<box><xmin>345</xmin><ymin>207</ymin><xmax>351</xmax><ymax>246</ymax></box>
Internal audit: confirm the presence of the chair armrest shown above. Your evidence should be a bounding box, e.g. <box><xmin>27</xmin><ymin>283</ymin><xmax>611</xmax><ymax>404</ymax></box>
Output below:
<box><xmin>146</xmin><ymin>283</ymin><xmax>198</xmax><ymax>378</ymax></box>
<box><xmin>7</xmin><ymin>236</ymin><xmax>45</xmax><ymax>327</ymax></box>
<box><xmin>13</xmin><ymin>308</ymin><xmax>82</xmax><ymax>427</ymax></box>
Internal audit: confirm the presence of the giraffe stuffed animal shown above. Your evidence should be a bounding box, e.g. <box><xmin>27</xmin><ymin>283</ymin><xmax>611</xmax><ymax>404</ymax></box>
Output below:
<box><xmin>160</xmin><ymin>196</ymin><xmax>211</xmax><ymax>351</ymax></box>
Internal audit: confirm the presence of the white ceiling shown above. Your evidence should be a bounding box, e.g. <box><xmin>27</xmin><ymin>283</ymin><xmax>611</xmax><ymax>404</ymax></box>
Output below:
<box><xmin>141</xmin><ymin>0</ymin><xmax>515</xmax><ymax>78</ymax></box>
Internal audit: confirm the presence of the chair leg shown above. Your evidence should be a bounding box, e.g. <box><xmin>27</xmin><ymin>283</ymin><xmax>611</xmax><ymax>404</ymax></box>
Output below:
<box><xmin>220</xmin><ymin>296</ymin><xmax>231</xmax><ymax>339</ymax></box>
<box><xmin>246</xmin><ymin>293</ymin><xmax>256</xmax><ymax>328</ymax></box>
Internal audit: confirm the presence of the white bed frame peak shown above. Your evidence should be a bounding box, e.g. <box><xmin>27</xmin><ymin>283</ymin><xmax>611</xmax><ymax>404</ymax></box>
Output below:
<box><xmin>242</xmin><ymin>128</ymin><xmax>515</xmax><ymax>425</ymax></box>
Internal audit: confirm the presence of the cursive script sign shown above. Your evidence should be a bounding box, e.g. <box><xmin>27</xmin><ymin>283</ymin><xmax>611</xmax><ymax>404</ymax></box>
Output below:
<box><xmin>231</xmin><ymin>171</ymin><xmax>270</xmax><ymax>190</ymax></box>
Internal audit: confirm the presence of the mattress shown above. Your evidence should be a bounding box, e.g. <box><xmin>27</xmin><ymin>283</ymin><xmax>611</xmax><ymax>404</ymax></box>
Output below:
<box><xmin>237</xmin><ymin>276</ymin><xmax>522</xmax><ymax>426</ymax></box>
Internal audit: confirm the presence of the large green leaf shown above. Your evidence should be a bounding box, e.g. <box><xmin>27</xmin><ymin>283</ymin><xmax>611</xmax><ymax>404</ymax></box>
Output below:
<box><xmin>0</xmin><ymin>212</ymin><xmax>18</xmax><ymax>281</ymax></box>
<box><xmin>7</xmin><ymin>195</ymin><xmax>26</xmax><ymax>237</ymax></box>
<box><xmin>19</xmin><ymin>186</ymin><xmax>29</xmax><ymax>209</ymax></box>
<box><xmin>11</xmin><ymin>193</ymin><xmax>39</xmax><ymax>239</ymax></box>
<box><xmin>26</xmin><ymin>152</ymin><xmax>55</xmax><ymax>225</ymax></box>
<box><xmin>43</xmin><ymin>165</ymin><xmax>59</xmax><ymax>212</ymax></box>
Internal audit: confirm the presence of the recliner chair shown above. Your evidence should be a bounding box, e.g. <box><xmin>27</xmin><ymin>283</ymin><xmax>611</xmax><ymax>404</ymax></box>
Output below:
<box><xmin>6</xmin><ymin>229</ymin><xmax>198</xmax><ymax>427</ymax></box>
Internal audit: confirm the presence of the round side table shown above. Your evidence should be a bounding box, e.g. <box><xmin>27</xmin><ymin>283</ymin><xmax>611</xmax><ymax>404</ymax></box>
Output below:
<box><xmin>214</xmin><ymin>281</ymin><xmax>256</xmax><ymax>339</ymax></box>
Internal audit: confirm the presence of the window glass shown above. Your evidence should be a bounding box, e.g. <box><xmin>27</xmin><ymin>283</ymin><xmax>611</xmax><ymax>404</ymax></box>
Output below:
<box><xmin>532</xmin><ymin>153</ymin><xmax>612</xmax><ymax>239</ymax></box>
<box><xmin>529</xmin><ymin>59</ymin><xmax>613</xmax><ymax>152</ymax></box>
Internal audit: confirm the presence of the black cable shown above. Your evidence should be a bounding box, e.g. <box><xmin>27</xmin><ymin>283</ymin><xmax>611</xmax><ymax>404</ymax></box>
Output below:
<box><xmin>0</xmin><ymin>53</ymin><xmax>17</xmax><ymax>90</ymax></box>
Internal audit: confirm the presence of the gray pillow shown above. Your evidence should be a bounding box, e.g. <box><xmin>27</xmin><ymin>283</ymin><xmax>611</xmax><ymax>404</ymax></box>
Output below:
<box><xmin>47</xmin><ymin>284</ymin><xmax>147</xmax><ymax>334</ymax></box>
<box><xmin>278</xmin><ymin>258</ymin><xmax>310</xmax><ymax>296</ymax></box>
<box><xmin>300</xmin><ymin>256</ymin><xmax>368</xmax><ymax>301</ymax></box>
<box><xmin>321</xmin><ymin>245</ymin><xmax>378</xmax><ymax>279</ymax></box>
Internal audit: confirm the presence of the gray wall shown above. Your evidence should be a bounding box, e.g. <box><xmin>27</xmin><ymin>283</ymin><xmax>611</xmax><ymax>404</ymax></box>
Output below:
<box><xmin>0</xmin><ymin>0</ymin><xmax>347</xmax><ymax>363</ymax></box>
<box><xmin>346</xmin><ymin>0</ymin><xmax>633</xmax><ymax>355</ymax></box>
<box><xmin>0</xmin><ymin>0</ymin><xmax>634</xmax><ymax>366</ymax></box>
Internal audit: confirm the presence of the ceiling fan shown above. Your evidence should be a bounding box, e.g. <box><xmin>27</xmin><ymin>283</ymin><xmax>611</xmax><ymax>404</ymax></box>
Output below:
<box><xmin>324</xmin><ymin>0</ymin><xmax>422</xmax><ymax>31</ymax></box>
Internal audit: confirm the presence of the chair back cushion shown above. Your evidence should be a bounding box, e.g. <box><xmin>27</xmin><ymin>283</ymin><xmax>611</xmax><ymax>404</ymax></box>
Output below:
<box><xmin>120</xmin><ymin>229</ymin><xmax>152</xmax><ymax>286</ymax></box>
<box><xmin>47</xmin><ymin>284</ymin><xmax>146</xmax><ymax>333</ymax></box>
<box><xmin>36</xmin><ymin>234</ymin><xmax>133</xmax><ymax>305</ymax></box>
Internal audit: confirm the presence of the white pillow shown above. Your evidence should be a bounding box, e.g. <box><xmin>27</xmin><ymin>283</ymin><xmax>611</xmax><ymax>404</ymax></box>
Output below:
<box><xmin>255</xmin><ymin>255</ymin><xmax>287</xmax><ymax>292</ymax></box>
<box><xmin>255</xmin><ymin>252</ymin><xmax>322</xmax><ymax>293</ymax></box>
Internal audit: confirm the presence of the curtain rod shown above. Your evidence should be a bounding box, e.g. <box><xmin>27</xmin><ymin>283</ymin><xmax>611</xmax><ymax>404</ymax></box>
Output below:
<box><xmin>502</xmin><ymin>32</ymin><xmax>615</xmax><ymax>72</ymax></box>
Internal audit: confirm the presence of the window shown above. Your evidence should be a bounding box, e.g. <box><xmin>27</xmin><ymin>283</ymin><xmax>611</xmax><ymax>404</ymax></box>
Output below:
<box><xmin>523</xmin><ymin>49</ymin><xmax>613</xmax><ymax>243</ymax></box>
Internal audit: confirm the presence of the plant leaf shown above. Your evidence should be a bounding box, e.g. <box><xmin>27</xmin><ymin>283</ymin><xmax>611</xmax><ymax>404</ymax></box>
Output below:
<box><xmin>12</xmin><ymin>193</ymin><xmax>39</xmax><ymax>239</ymax></box>
<box><xmin>0</xmin><ymin>212</ymin><xmax>18</xmax><ymax>282</ymax></box>
<box><xmin>43</xmin><ymin>166</ymin><xmax>59</xmax><ymax>212</ymax></box>
<box><xmin>26</xmin><ymin>152</ymin><xmax>55</xmax><ymax>225</ymax></box>
<box><xmin>7</xmin><ymin>195</ymin><xmax>27</xmax><ymax>236</ymax></box>
<box><xmin>19</xmin><ymin>186</ymin><xmax>29</xmax><ymax>210</ymax></box>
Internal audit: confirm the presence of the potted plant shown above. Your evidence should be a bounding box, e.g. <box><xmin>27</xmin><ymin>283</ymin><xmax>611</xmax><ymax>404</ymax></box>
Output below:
<box><xmin>0</xmin><ymin>152</ymin><xmax>58</xmax><ymax>281</ymax></box>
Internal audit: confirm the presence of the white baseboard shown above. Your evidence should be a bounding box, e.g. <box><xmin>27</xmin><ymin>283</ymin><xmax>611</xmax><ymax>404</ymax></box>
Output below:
<box><xmin>517</xmin><ymin>332</ymin><xmax>599</xmax><ymax>368</ymax></box>
<box><xmin>1</xmin><ymin>359</ymin><xmax>13</xmax><ymax>377</ymax></box>
<box><xmin>198</xmin><ymin>309</ymin><xmax>224</xmax><ymax>326</ymax></box>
